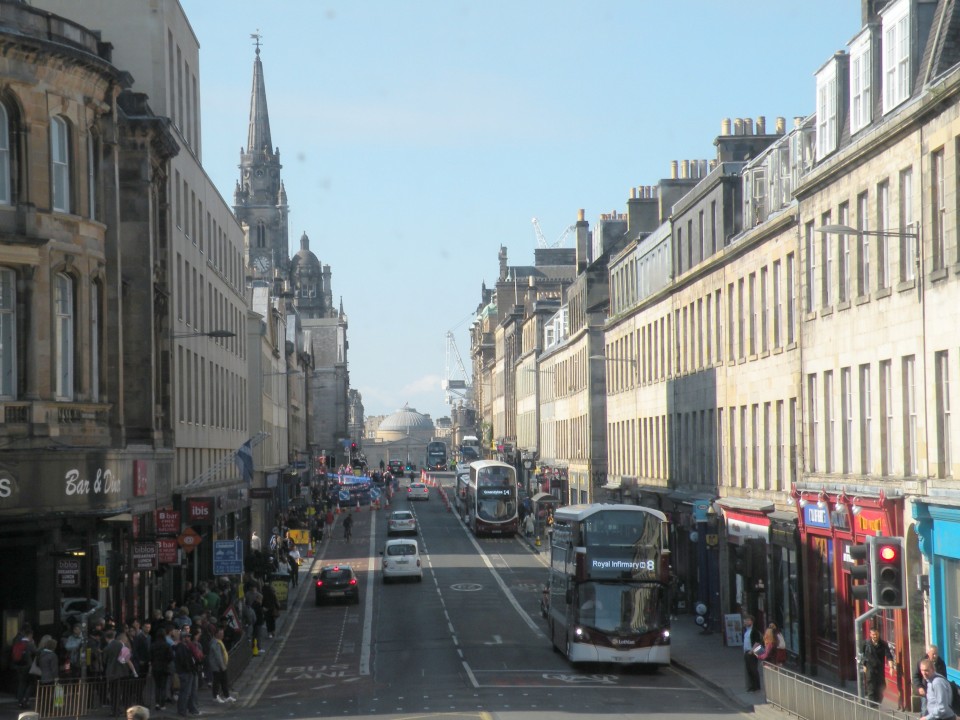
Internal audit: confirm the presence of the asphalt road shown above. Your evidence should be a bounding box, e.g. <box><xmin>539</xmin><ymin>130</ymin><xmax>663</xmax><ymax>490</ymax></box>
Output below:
<box><xmin>224</xmin><ymin>476</ymin><xmax>751</xmax><ymax>720</ymax></box>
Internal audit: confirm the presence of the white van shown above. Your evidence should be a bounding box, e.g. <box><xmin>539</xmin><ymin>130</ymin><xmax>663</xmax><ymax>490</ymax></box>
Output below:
<box><xmin>381</xmin><ymin>538</ymin><xmax>423</xmax><ymax>583</ymax></box>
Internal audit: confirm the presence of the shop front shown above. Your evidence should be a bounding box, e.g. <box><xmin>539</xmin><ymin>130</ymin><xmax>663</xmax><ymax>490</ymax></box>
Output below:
<box><xmin>794</xmin><ymin>485</ymin><xmax>907</xmax><ymax>704</ymax></box>
<box><xmin>716</xmin><ymin>499</ymin><xmax>775</xmax><ymax>631</ymax></box>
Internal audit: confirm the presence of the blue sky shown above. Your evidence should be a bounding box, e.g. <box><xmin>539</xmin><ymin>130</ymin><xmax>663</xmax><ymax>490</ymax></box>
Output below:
<box><xmin>180</xmin><ymin>0</ymin><xmax>862</xmax><ymax>422</ymax></box>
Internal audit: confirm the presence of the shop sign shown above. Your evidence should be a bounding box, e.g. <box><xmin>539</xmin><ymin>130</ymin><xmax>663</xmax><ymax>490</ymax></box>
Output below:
<box><xmin>186</xmin><ymin>497</ymin><xmax>214</xmax><ymax>526</ymax></box>
<box><xmin>803</xmin><ymin>504</ymin><xmax>831</xmax><ymax>529</ymax></box>
<box><xmin>56</xmin><ymin>558</ymin><xmax>81</xmax><ymax>588</ymax></box>
<box><xmin>727</xmin><ymin>517</ymin><xmax>768</xmax><ymax>542</ymax></box>
<box><xmin>851</xmin><ymin>508</ymin><xmax>888</xmax><ymax>536</ymax></box>
<box><xmin>156</xmin><ymin>508</ymin><xmax>180</xmax><ymax>535</ymax></box>
<box><xmin>157</xmin><ymin>538</ymin><xmax>179</xmax><ymax>564</ymax></box>
<box><xmin>132</xmin><ymin>542</ymin><xmax>157</xmax><ymax>571</ymax></box>
<box><xmin>249</xmin><ymin>488</ymin><xmax>273</xmax><ymax>499</ymax></box>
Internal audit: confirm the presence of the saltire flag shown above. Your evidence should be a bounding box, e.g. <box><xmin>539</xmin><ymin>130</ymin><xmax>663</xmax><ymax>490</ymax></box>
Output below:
<box><xmin>234</xmin><ymin>440</ymin><xmax>254</xmax><ymax>484</ymax></box>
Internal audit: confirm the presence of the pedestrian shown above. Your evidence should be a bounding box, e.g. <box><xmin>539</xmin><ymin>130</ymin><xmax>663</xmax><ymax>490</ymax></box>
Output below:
<box><xmin>131</xmin><ymin>619</ymin><xmax>152</xmax><ymax>679</ymax></box>
<box><xmin>914</xmin><ymin>645</ymin><xmax>948</xmax><ymax>715</ymax></box>
<box><xmin>772</xmin><ymin>622</ymin><xmax>787</xmax><ymax>665</ymax></box>
<box><xmin>343</xmin><ymin>513</ymin><xmax>353</xmax><ymax>542</ymax></box>
<box><xmin>262</xmin><ymin>582</ymin><xmax>280</xmax><ymax>639</ymax></box>
<box><xmin>920</xmin><ymin>657</ymin><xmax>957</xmax><ymax>720</ymax></box>
<box><xmin>742</xmin><ymin>614</ymin><xmax>763</xmax><ymax>692</ymax></box>
<box><xmin>208</xmin><ymin>626</ymin><xmax>236</xmax><ymax>703</ymax></box>
<box><xmin>754</xmin><ymin>624</ymin><xmax>778</xmax><ymax>664</ymax></box>
<box><xmin>860</xmin><ymin>626</ymin><xmax>893</xmax><ymax>705</ymax></box>
<box><xmin>173</xmin><ymin>629</ymin><xmax>201</xmax><ymax>717</ymax></box>
<box><xmin>104</xmin><ymin>630</ymin><xmax>133</xmax><ymax>717</ymax></box>
<box><xmin>62</xmin><ymin>623</ymin><xmax>84</xmax><ymax>679</ymax></box>
<box><xmin>12</xmin><ymin>623</ymin><xmax>37</xmax><ymax>708</ymax></box>
<box><xmin>523</xmin><ymin>513</ymin><xmax>535</xmax><ymax>538</ymax></box>
<box><xmin>150</xmin><ymin>624</ymin><xmax>173</xmax><ymax>712</ymax></box>
<box><xmin>36</xmin><ymin>635</ymin><xmax>59</xmax><ymax>685</ymax></box>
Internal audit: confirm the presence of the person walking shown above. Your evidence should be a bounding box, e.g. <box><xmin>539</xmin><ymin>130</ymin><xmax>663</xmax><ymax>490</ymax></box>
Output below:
<box><xmin>343</xmin><ymin>513</ymin><xmax>353</xmax><ymax>542</ymax></box>
<box><xmin>914</xmin><ymin>645</ymin><xmax>948</xmax><ymax>715</ymax></box>
<box><xmin>208</xmin><ymin>626</ymin><xmax>236</xmax><ymax>703</ymax></box>
<box><xmin>919</xmin><ymin>658</ymin><xmax>957</xmax><ymax>720</ymax></box>
<box><xmin>150</xmin><ymin>625</ymin><xmax>174</xmax><ymax>712</ymax></box>
<box><xmin>742</xmin><ymin>614</ymin><xmax>763</xmax><ymax>692</ymax></box>
<box><xmin>261</xmin><ymin>582</ymin><xmax>280</xmax><ymax>640</ymax></box>
<box><xmin>860</xmin><ymin>626</ymin><xmax>893</xmax><ymax>705</ymax></box>
<box><xmin>173</xmin><ymin>629</ymin><xmax>201</xmax><ymax>717</ymax></box>
<box><xmin>36</xmin><ymin>635</ymin><xmax>59</xmax><ymax>687</ymax></box>
<box><xmin>523</xmin><ymin>513</ymin><xmax>535</xmax><ymax>538</ymax></box>
<box><xmin>104</xmin><ymin>630</ymin><xmax>133</xmax><ymax>717</ymax></box>
<box><xmin>12</xmin><ymin>623</ymin><xmax>37</xmax><ymax>709</ymax></box>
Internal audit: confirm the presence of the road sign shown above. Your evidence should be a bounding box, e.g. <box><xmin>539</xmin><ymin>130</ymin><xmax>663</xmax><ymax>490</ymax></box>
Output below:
<box><xmin>291</xmin><ymin>461</ymin><xmax>307</xmax><ymax>470</ymax></box>
<box><xmin>370</xmin><ymin>487</ymin><xmax>381</xmax><ymax>500</ymax></box>
<box><xmin>177</xmin><ymin>527</ymin><xmax>202</xmax><ymax>553</ymax></box>
<box><xmin>213</xmin><ymin>539</ymin><xmax>244</xmax><ymax>576</ymax></box>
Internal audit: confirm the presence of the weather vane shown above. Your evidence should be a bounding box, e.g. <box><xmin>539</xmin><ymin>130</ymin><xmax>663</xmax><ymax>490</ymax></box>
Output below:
<box><xmin>251</xmin><ymin>30</ymin><xmax>262</xmax><ymax>54</ymax></box>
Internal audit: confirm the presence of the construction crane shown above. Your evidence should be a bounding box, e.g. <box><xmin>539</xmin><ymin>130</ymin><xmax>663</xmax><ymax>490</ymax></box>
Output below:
<box><xmin>443</xmin><ymin>331</ymin><xmax>472</xmax><ymax>406</ymax></box>
<box><xmin>532</xmin><ymin>217</ymin><xmax>575</xmax><ymax>249</ymax></box>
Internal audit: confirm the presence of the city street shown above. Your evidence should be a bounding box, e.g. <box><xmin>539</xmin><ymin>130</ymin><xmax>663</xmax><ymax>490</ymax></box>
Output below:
<box><xmin>189</xmin><ymin>476</ymin><xmax>762</xmax><ymax>720</ymax></box>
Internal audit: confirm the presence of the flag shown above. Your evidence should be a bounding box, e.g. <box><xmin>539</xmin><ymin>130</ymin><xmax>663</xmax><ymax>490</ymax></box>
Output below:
<box><xmin>234</xmin><ymin>440</ymin><xmax>253</xmax><ymax>484</ymax></box>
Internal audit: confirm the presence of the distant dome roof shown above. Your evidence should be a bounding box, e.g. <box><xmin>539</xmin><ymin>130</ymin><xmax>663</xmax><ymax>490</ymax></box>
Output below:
<box><xmin>291</xmin><ymin>231</ymin><xmax>321</xmax><ymax>271</ymax></box>
<box><xmin>379</xmin><ymin>406</ymin><xmax>433</xmax><ymax>432</ymax></box>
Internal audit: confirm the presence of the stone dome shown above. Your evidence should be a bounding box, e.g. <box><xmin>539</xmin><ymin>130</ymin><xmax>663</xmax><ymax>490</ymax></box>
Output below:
<box><xmin>379</xmin><ymin>406</ymin><xmax>433</xmax><ymax>433</ymax></box>
<box><xmin>291</xmin><ymin>231</ymin><xmax>321</xmax><ymax>272</ymax></box>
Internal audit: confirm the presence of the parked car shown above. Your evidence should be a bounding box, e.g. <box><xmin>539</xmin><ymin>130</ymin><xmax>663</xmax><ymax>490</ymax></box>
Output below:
<box><xmin>407</xmin><ymin>482</ymin><xmax>429</xmax><ymax>501</ymax></box>
<box><xmin>314</xmin><ymin>565</ymin><xmax>359</xmax><ymax>605</ymax></box>
<box><xmin>387</xmin><ymin>510</ymin><xmax>417</xmax><ymax>536</ymax></box>
<box><xmin>381</xmin><ymin>539</ymin><xmax>422</xmax><ymax>583</ymax></box>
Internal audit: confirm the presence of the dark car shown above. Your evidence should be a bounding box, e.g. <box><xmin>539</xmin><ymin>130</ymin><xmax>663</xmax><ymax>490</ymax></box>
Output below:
<box><xmin>387</xmin><ymin>460</ymin><xmax>404</xmax><ymax>476</ymax></box>
<box><xmin>314</xmin><ymin>565</ymin><xmax>359</xmax><ymax>606</ymax></box>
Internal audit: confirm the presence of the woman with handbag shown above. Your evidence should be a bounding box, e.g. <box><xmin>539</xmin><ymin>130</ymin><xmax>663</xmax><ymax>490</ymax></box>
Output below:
<box><xmin>36</xmin><ymin>635</ymin><xmax>60</xmax><ymax>684</ymax></box>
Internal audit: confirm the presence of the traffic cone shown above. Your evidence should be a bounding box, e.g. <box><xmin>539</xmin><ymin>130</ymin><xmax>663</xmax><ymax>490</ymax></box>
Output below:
<box><xmin>252</xmin><ymin>638</ymin><xmax>259</xmax><ymax>656</ymax></box>
<box><xmin>355</xmin><ymin>500</ymin><xmax>360</xmax><ymax>511</ymax></box>
<box><xmin>535</xmin><ymin>536</ymin><xmax>541</xmax><ymax>547</ymax></box>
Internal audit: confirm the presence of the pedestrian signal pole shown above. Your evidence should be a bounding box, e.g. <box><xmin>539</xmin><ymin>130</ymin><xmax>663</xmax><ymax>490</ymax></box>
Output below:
<box><xmin>851</xmin><ymin>535</ymin><xmax>882</xmax><ymax>700</ymax></box>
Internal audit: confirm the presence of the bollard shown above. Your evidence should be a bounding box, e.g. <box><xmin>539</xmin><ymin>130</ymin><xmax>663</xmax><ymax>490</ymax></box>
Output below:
<box><xmin>252</xmin><ymin>638</ymin><xmax>259</xmax><ymax>656</ymax></box>
<box><xmin>535</xmin><ymin>536</ymin><xmax>541</xmax><ymax>547</ymax></box>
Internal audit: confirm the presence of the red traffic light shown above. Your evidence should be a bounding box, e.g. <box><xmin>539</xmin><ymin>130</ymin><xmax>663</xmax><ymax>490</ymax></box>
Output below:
<box><xmin>878</xmin><ymin>544</ymin><xmax>898</xmax><ymax>562</ymax></box>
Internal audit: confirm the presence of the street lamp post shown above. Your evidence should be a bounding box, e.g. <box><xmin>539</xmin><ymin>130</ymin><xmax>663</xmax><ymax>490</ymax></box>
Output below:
<box><xmin>816</xmin><ymin>222</ymin><xmax>921</xmax><ymax>298</ymax></box>
<box><xmin>172</xmin><ymin>329</ymin><xmax>236</xmax><ymax>339</ymax></box>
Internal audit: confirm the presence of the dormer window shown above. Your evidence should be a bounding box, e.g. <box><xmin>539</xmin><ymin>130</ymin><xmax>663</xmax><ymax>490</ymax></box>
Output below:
<box><xmin>849</xmin><ymin>29</ymin><xmax>873</xmax><ymax>134</ymax></box>
<box><xmin>881</xmin><ymin>0</ymin><xmax>910</xmax><ymax>114</ymax></box>
<box><xmin>816</xmin><ymin>59</ymin><xmax>839</xmax><ymax>160</ymax></box>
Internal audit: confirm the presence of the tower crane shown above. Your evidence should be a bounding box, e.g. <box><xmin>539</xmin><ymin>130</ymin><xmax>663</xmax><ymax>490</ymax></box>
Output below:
<box><xmin>443</xmin><ymin>331</ymin><xmax>472</xmax><ymax>407</ymax></box>
<box><xmin>532</xmin><ymin>217</ymin><xmax>575</xmax><ymax>249</ymax></box>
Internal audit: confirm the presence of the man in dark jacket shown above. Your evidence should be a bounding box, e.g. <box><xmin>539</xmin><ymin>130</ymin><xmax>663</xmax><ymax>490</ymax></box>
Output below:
<box><xmin>742</xmin><ymin>614</ymin><xmax>763</xmax><ymax>692</ymax></box>
<box><xmin>150</xmin><ymin>625</ymin><xmax>174</xmax><ymax>711</ymax></box>
<box><xmin>861</xmin><ymin>627</ymin><xmax>893</xmax><ymax>704</ymax></box>
<box><xmin>173</xmin><ymin>629</ymin><xmax>201</xmax><ymax>716</ymax></box>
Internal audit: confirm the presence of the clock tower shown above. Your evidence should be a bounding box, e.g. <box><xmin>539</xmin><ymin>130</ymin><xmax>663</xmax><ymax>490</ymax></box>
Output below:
<box><xmin>234</xmin><ymin>36</ymin><xmax>289</xmax><ymax>279</ymax></box>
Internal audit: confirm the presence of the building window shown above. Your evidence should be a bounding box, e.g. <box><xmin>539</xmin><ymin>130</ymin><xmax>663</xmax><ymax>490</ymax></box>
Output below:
<box><xmin>761</xmin><ymin>266</ymin><xmax>769</xmax><ymax>353</ymax></box>
<box><xmin>877</xmin><ymin>181</ymin><xmax>890</xmax><ymax>289</ymax></box>
<box><xmin>773</xmin><ymin>260</ymin><xmax>782</xmax><ymax>348</ymax></box>
<box><xmin>849</xmin><ymin>31</ymin><xmax>872</xmax><ymax>133</ymax></box>
<box><xmin>838</xmin><ymin>203</ymin><xmax>850</xmax><ymax>303</ymax></box>
<box><xmin>0</xmin><ymin>103</ymin><xmax>10</xmax><ymax>205</ymax></box>
<box><xmin>841</xmin><ymin>367</ymin><xmax>852</xmax><ymax>474</ymax></box>
<box><xmin>0</xmin><ymin>267</ymin><xmax>15</xmax><ymax>398</ymax></box>
<box><xmin>55</xmin><ymin>272</ymin><xmax>74</xmax><ymax>400</ymax></box>
<box><xmin>737</xmin><ymin>278</ymin><xmax>745</xmax><ymax>359</ymax></box>
<box><xmin>805</xmin><ymin>222</ymin><xmax>816</xmax><ymax>313</ymax></box>
<box><xmin>729</xmin><ymin>407</ymin><xmax>737</xmax><ymax>485</ymax></box>
<box><xmin>50</xmin><ymin>116</ymin><xmax>70</xmax><ymax>213</ymax></box>
<box><xmin>748</xmin><ymin>273</ymin><xmax>756</xmax><ymax>356</ymax></box>
<box><xmin>821</xmin><ymin>215</ymin><xmax>833</xmax><ymax>308</ymax></box>
<box><xmin>816</xmin><ymin>60</ymin><xmax>838</xmax><ymax>159</ymax></box>
<box><xmin>900</xmin><ymin>167</ymin><xmax>915</xmax><ymax>281</ymax></box>
<box><xmin>786</xmin><ymin>253</ymin><xmax>796</xmax><ymax>344</ymax></box>
<box><xmin>808</xmin><ymin>374</ymin><xmax>819</xmax><ymax>472</ymax></box>
<box><xmin>87</xmin><ymin>130</ymin><xmax>97</xmax><ymax>220</ymax></box>
<box><xmin>903</xmin><ymin>355</ymin><xmax>917</xmax><ymax>476</ymax></box>
<box><xmin>881</xmin><ymin>0</ymin><xmax>910</xmax><ymax>114</ymax></box>
<box><xmin>932</xmin><ymin>149</ymin><xmax>945</xmax><ymax>271</ymax></box>
<box><xmin>936</xmin><ymin>351</ymin><xmax>952</xmax><ymax>478</ymax></box>
<box><xmin>91</xmin><ymin>280</ymin><xmax>100</xmax><ymax>401</ymax></box>
<box><xmin>857</xmin><ymin>191</ymin><xmax>870</xmax><ymax>296</ymax></box>
<box><xmin>860</xmin><ymin>364</ymin><xmax>872</xmax><ymax>475</ymax></box>
<box><xmin>824</xmin><ymin>370</ymin><xmax>834</xmax><ymax>473</ymax></box>
<box><xmin>727</xmin><ymin>283</ymin><xmax>735</xmax><ymax>361</ymax></box>
<box><xmin>776</xmin><ymin>400</ymin><xmax>784</xmax><ymax>488</ymax></box>
<box><xmin>880</xmin><ymin>360</ymin><xmax>893</xmax><ymax>476</ymax></box>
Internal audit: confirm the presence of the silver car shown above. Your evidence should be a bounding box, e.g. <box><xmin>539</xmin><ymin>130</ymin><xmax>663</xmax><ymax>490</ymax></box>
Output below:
<box><xmin>407</xmin><ymin>482</ymin><xmax>429</xmax><ymax>500</ymax></box>
<box><xmin>387</xmin><ymin>510</ymin><xmax>417</xmax><ymax>535</ymax></box>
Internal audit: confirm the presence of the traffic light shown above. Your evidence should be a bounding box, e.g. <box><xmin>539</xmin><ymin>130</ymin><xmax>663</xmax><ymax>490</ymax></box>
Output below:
<box><xmin>871</xmin><ymin>536</ymin><xmax>905</xmax><ymax>609</ymax></box>
<box><xmin>849</xmin><ymin>539</ymin><xmax>872</xmax><ymax>605</ymax></box>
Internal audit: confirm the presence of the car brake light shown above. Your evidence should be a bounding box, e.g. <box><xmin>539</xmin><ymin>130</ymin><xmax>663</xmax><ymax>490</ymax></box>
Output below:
<box><xmin>349</xmin><ymin>578</ymin><xmax>357</xmax><ymax>586</ymax></box>
<box><xmin>315</xmin><ymin>580</ymin><xmax>323</xmax><ymax>587</ymax></box>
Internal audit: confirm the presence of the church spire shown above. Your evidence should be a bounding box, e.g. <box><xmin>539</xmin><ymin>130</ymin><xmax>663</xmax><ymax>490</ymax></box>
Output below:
<box><xmin>246</xmin><ymin>32</ymin><xmax>272</xmax><ymax>155</ymax></box>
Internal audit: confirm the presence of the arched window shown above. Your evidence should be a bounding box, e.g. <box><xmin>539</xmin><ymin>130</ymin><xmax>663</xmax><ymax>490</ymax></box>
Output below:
<box><xmin>0</xmin><ymin>267</ymin><xmax>15</xmax><ymax>398</ymax></box>
<box><xmin>50</xmin><ymin>116</ymin><xmax>70</xmax><ymax>213</ymax></box>
<box><xmin>55</xmin><ymin>272</ymin><xmax>74</xmax><ymax>399</ymax></box>
<box><xmin>256</xmin><ymin>220</ymin><xmax>266</xmax><ymax>248</ymax></box>
<box><xmin>0</xmin><ymin>104</ymin><xmax>10</xmax><ymax>206</ymax></box>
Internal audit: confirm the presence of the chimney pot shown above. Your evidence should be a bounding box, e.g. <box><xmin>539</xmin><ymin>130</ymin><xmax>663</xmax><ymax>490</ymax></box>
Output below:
<box><xmin>756</xmin><ymin>116</ymin><xmax>766</xmax><ymax>134</ymax></box>
<box><xmin>631</xmin><ymin>187</ymin><xmax>637</xmax><ymax>199</ymax></box>
<box><xmin>670</xmin><ymin>160</ymin><xmax>678</xmax><ymax>179</ymax></box>
<box><xmin>734</xmin><ymin>118</ymin><xmax>744</xmax><ymax>135</ymax></box>
<box><xmin>680</xmin><ymin>159</ymin><xmax>689</xmax><ymax>179</ymax></box>
<box><xmin>776</xmin><ymin>116</ymin><xmax>786</xmax><ymax>134</ymax></box>
<box><xmin>721</xmin><ymin>118</ymin><xmax>732</xmax><ymax>136</ymax></box>
<box><xmin>577</xmin><ymin>208</ymin><xmax>585</xmax><ymax>222</ymax></box>
<box><xmin>744</xmin><ymin>118</ymin><xmax>754</xmax><ymax>135</ymax></box>
<box><xmin>794</xmin><ymin>116</ymin><xmax>803</xmax><ymax>129</ymax></box>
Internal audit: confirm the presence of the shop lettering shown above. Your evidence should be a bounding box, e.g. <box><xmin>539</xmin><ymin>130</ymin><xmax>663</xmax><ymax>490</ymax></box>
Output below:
<box><xmin>856</xmin><ymin>515</ymin><xmax>883</xmax><ymax>533</ymax></box>
<box><xmin>65</xmin><ymin>468</ymin><xmax>120</xmax><ymax>496</ymax></box>
<box><xmin>0</xmin><ymin>477</ymin><xmax>10</xmax><ymax>498</ymax></box>
<box><xmin>807</xmin><ymin>507</ymin><xmax>828</xmax><ymax>525</ymax></box>
<box><xmin>190</xmin><ymin>505</ymin><xmax>210</xmax><ymax>518</ymax></box>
